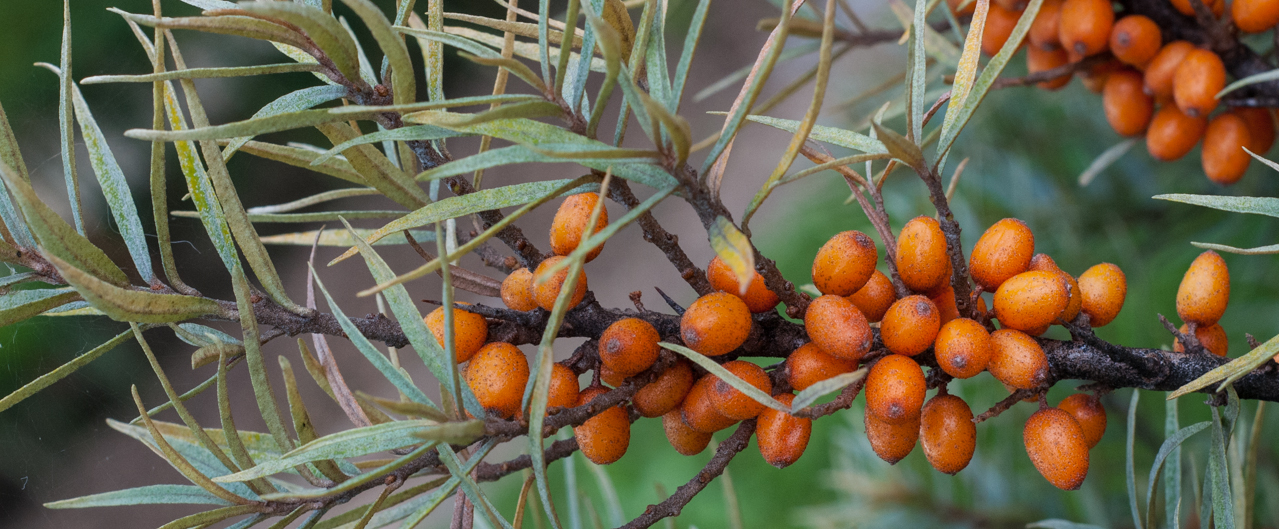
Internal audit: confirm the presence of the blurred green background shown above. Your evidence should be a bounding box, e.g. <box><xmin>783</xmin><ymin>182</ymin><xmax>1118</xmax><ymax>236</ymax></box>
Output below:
<box><xmin>1</xmin><ymin>1</ymin><xmax>1278</xmax><ymax>528</ymax></box>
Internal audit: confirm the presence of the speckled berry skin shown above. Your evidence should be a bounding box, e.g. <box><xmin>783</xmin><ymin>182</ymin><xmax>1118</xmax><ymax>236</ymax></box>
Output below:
<box><xmin>896</xmin><ymin>216</ymin><xmax>951</xmax><ymax>294</ymax></box>
<box><xmin>865</xmin><ymin>354</ymin><xmax>926</xmax><ymax>425</ymax></box>
<box><xmin>880</xmin><ymin>295</ymin><xmax>942</xmax><ymax>356</ymax></box>
<box><xmin>599</xmin><ymin>318</ymin><xmax>660</xmax><ymax>376</ymax></box>
<box><xmin>425</xmin><ymin>305</ymin><xmax>489</xmax><ymax>363</ymax></box>
<box><xmin>969</xmin><ymin>218</ymin><xmax>1035</xmax><ymax>291</ymax></box>
<box><xmin>865</xmin><ymin>409</ymin><xmax>919</xmax><ymax>464</ymax></box>
<box><xmin>934</xmin><ymin>317</ymin><xmax>992</xmax><ymax>379</ymax></box>
<box><xmin>550</xmin><ymin>192</ymin><xmax>607</xmax><ymax>262</ymax></box>
<box><xmin>546</xmin><ymin>363</ymin><xmax>580</xmax><ymax>409</ymax></box>
<box><xmin>1078</xmin><ymin>262</ymin><xmax>1127</xmax><ymax>327</ymax></box>
<box><xmin>812</xmin><ymin>231</ymin><xmax>878</xmax><ymax>296</ymax></box>
<box><xmin>680</xmin><ymin>292</ymin><xmax>753</xmax><ymax>356</ymax></box>
<box><xmin>573</xmin><ymin>386</ymin><xmax>630</xmax><ymax>464</ymax></box>
<box><xmin>1177</xmin><ymin>251</ymin><xmax>1229</xmax><ymax>327</ymax></box>
<box><xmin>532</xmin><ymin>256</ymin><xmax>587</xmax><ymax>311</ymax></box>
<box><xmin>633</xmin><ymin>360</ymin><xmax>694</xmax><ymax>417</ymax></box>
<box><xmin>1058</xmin><ymin>393</ymin><xmax>1107</xmax><ymax>448</ymax></box>
<box><xmin>1175</xmin><ymin>323</ymin><xmax>1229</xmax><ymax>357</ymax></box>
<box><xmin>786</xmin><ymin>343</ymin><xmax>857</xmax><ymax>391</ymax></box>
<box><xmin>804</xmin><ymin>295</ymin><xmax>872</xmax><ymax>362</ymax></box>
<box><xmin>465</xmin><ymin>342</ymin><xmax>529</xmax><ymax>419</ymax></box>
<box><xmin>663</xmin><ymin>409</ymin><xmax>711</xmax><ymax>456</ymax></box>
<box><xmin>988</xmin><ymin>329</ymin><xmax>1049</xmax><ymax>390</ymax></box>
<box><xmin>708</xmin><ymin>256</ymin><xmax>779</xmax><ymax>313</ymax></box>
<box><xmin>849</xmin><ymin>270</ymin><xmax>897</xmax><ymax>322</ymax></box>
<box><xmin>709</xmin><ymin>360</ymin><xmax>773</xmax><ymax>421</ymax></box>
<box><xmin>501</xmin><ymin>268</ymin><xmax>538</xmax><ymax>311</ymax></box>
<box><xmin>1024</xmin><ymin>408</ymin><xmax>1091</xmax><ymax>490</ymax></box>
<box><xmin>1028</xmin><ymin>254</ymin><xmax>1082</xmax><ymax>324</ymax></box>
<box><xmin>757</xmin><ymin>393</ymin><xmax>812</xmax><ymax>468</ymax></box>
<box><xmin>920</xmin><ymin>394</ymin><xmax>977</xmax><ymax>475</ymax></box>
<box><xmin>994</xmin><ymin>271</ymin><xmax>1069</xmax><ymax>332</ymax></box>
<box><xmin>681</xmin><ymin>375</ymin><xmax>737</xmax><ymax>433</ymax></box>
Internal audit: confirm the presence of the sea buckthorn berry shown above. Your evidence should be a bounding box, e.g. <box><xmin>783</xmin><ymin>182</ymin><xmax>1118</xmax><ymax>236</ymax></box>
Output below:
<box><xmin>599</xmin><ymin>365</ymin><xmax>628</xmax><ymax>388</ymax></box>
<box><xmin>1030</xmin><ymin>0</ymin><xmax>1064</xmax><ymax>50</ymax></box>
<box><xmin>982</xmin><ymin>3</ymin><xmax>1024</xmax><ymax>56</ymax></box>
<box><xmin>1175</xmin><ymin>323</ymin><xmax>1229</xmax><ymax>357</ymax></box>
<box><xmin>532</xmin><ymin>256</ymin><xmax>587</xmax><ymax>311</ymax></box>
<box><xmin>935</xmin><ymin>318</ymin><xmax>993</xmax><ymax>379</ymax></box>
<box><xmin>1177</xmin><ymin>250</ymin><xmax>1230</xmax><ymax>327</ymax></box>
<box><xmin>1077</xmin><ymin>263</ymin><xmax>1127</xmax><ymax>327</ymax></box>
<box><xmin>931</xmin><ymin>285</ymin><xmax>989</xmax><ymax>325</ymax></box>
<box><xmin>970</xmin><ymin>218</ymin><xmax>1036</xmax><ymax>291</ymax></box>
<box><xmin>1202</xmin><ymin>113</ymin><xmax>1253</xmax><ymax>186</ymax></box>
<box><xmin>1109</xmin><ymin>15</ymin><xmax>1161</xmax><ymax>68</ymax></box>
<box><xmin>756</xmin><ymin>393</ymin><xmax>812</xmax><ymax>468</ymax></box>
<box><xmin>709</xmin><ymin>361</ymin><xmax>773</xmax><ymax>421</ymax></box>
<box><xmin>466</xmin><ymin>342</ymin><xmax>530</xmax><ymax>419</ymax></box>
<box><xmin>948</xmin><ymin>0</ymin><xmax>976</xmax><ymax>16</ymax></box>
<box><xmin>804</xmin><ymin>294</ymin><xmax>873</xmax><ymax>362</ymax></box>
<box><xmin>1059</xmin><ymin>0</ymin><xmax>1114</xmax><ymax>59</ymax></box>
<box><xmin>425</xmin><ymin>305</ymin><xmax>489</xmax><ymax>364</ymax></box>
<box><xmin>573</xmin><ymin>386</ymin><xmax>630</xmax><ymax>464</ymax></box>
<box><xmin>550</xmin><ymin>192</ymin><xmax>608</xmax><ymax>262</ymax></box>
<box><xmin>501</xmin><ymin>268</ymin><xmax>538</xmax><ymax>312</ymax></box>
<box><xmin>680</xmin><ymin>292</ymin><xmax>752</xmax><ymax>357</ymax></box>
<box><xmin>708</xmin><ymin>256</ymin><xmax>779</xmax><ymax>313</ymax></box>
<box><xmin>1144</xmin><ymin>41</ymin><xmax>1196</xmax><ymax>98</ymax></box>
<box><xmin>599</xmin><ymin>318</ymin><xmax>660</xmax><ymax>377</ymax></box>
<box><xmin>1171</xmin><ymin>0</ymin><xmax>1224</xmax><ymax>17</ymax></box>
<box><xmin>1059</xmin><ymin>393</ymin><xmax>1107</xmax><ymax>448</ymax></box>
<box><xmin>1146</xmin><ymin>105</ymin><xmax>1208</xmax><ymax>161</ymax></box>
<box><xmin>1233</xmin><ymin>0</ymin><xmax>1279</xmax><ymax>32</ymax></box>
<box><xmin>812</xmin><ymin>231</ymin><xmax>879</xmax><ymax>296</ymax></box>
<box><xmin>865</xmin><ymin>409</ymin><xmax>920</xmax><ymax>464</ymax></box>
<box><xmin>1028</xmin><ymin>46</ymin><xmax>1072</xmax><ymax>90</ymax></box>
<box><xmin>547</xmin><ymin>364</ymin><xmax>580</xmax><ymax>409</ymax></box>
<box><xmin>681</xmin><ymin>375</ymin><xmax>738</xmax><ymax>433</ymax></box>
<box><xmin>989</xmin><ymin>329</ymin><xmax>1049</xmax><ymax>390</ymax></box>
<box><xmin>881</xmin><ymin>296</ymin><xmax>942</xmax><ymax>356</ymax></box>
<box><xmin>993</xmin><ymin>271</ymin><xmax>1069</xmax><ymax>332</ymax></box>
<box><xmin>633</xmin><ymin>360</ymin><xmax>694</xmax><ymax>417</ymax></box>
<box><xmin>865</xmin><ymin>354</ymin><xmax>927</xmax><ymax>425</ymax></box>
<box><xmin>1082</xmin><ymin>59</ymin><xmax>1124</xmax><ymax>92</ymax></box>
<box><xmin>663</xmin><ymin>409</ymin><xmax>711</xmax><ymax>456</ymax></box>
<box><xmin>920</xmin><ymin>394</ymin><xmax>977</xmax><ymax>474</ymax></box>
<box><xmin>1236</xmin><ymin>107</ymin><xmax>1277</xmax><ymax>155</ymax></box>
<box><xmin>1028</xmin><ymin>254</ymin><xmax>1082</xmax><ymax>323</ymax></box>
<box><xmin>1173</xmin><ymin>49</ymin><xmax>1226</xmax><ymax>118</ymax></box>
<box><xmin>1024</xmin><ymin>407</ymin><xmax>1091</xmax><ymax>490</ymax></box>
<box><xmin>1103</xmin><ymin>69</ymin><xmax>1155</xmax><ymax>136</ymax></box>
<box><xmin>896</xmin><ymin>216</ymin><xmax>950</xmax><ymax>294</ymax></box>
<box><xmin>786</xmin><ymin>343</ymin><xmax>857</xmax><ymax>391</ymax></box>
<box><xmin>849</xmin><ymin>270</ymin><xmax>897</xmax><ymax>322</ymax></box>
<box><xmin>996</xmin><ymin>0</ymin><xmax>1028</xmax><ymax>12</ymax></box>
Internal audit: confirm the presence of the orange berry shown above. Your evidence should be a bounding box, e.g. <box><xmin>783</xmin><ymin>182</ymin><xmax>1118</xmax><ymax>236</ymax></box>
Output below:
<box><xmin>1146</xmin><ymin>105</ymin><xmax>1208</xmax><ymax>161</ymax></box>
<box><xmin>465</xmin><ymin>342</ymin><xmax>529</xmax><ymax>419</ymax></box>
<box><xmin>599</xmin><ymin>318</ymin><xmax>660</xmax><ymax>376</ymax></box>
<box><xmin>1082</xmin><ymin>59</ymin><xmax>1124</xmax><ymax>92</ymax></box>
<box><xmin>920</xmin><ymin>394</ymin><xmax>977</xmax><ymax>474</ymax></box>
<box><xmin>663</xmin><ymin>409</ymin><xmax>711</xmax><ymax>456</ymax></box>
<box><xmin>532</xmin><ymin>256</ymin><xmax>587</xmax><ymax>311</ymax></box>
<box><xmin>865</xmin><ymin>409</ymin><xmax>920</xmax><ymax>464</ymax></box>
<box><xmin>708</xmin><ymin>256</ymin><xmax>779</xmax><ymax>313</ymax></box>
<box><xmin>680</xmin><ymin>292</ymin><xmax>752</xmax><ymax>356</ymax></box>
<box><xmin>757</xmin><ymin>393</ymin><xmax>811</xmax><ymax>468</ymax></box>
<box><xmin>573</xmin><ymin>386</ymin><xmax>630</xmax><ymax>464</ymax></box>
<box><xmin>550</xmin><ymin>192</ymin><xmax>607</xmax><ymax>262</ymax></box>
<box><xmin>996</xmin><ymin>0</ymin><xmax>1029</xmax><ymax>11</ymax></box>
<box><xmin>1103</xmin><ymin>69</ymin><xmax>1155</xmax><ymax>136</ymax></box>
<box><xmin>1234</xmin><ymin>0</ymin><xmax>1279</xmax><ymax>32</ymax></box>
<box><xmin>1177</xmin><ymin>250</ymin><xmax>1230</xmax><ymax>327</ymax></box>
<box><xmin>786</xmin><ymin>342</ymin><xmax>857</xmax><ymax>391</ymax></box>
<box><xmin>425</xmin><ymin>305</ymin><xmax>490</xmax><ymax>364</ymax></box>
<box><xmin>812</xmin><ymin>231</ymin><xmax>879</xmax><ymax>296</ymax></box>
<box><xmin>988</xmin><ymin>329</ymin><xmax>1049</xmax><ymax>390</ymax></box>
<box><xmin>1028</xmin><ymin>46</ymin><xmax>1072</xmax><ymax>90</ymax></box>
<box><xmin>1235</xmin><ymin>107</ymin><xmax>1276</xmax><ymax>155</ymax></box>
<box><xmin>547</xmin><ymin>364</ymin><xmax>580</xmax><ymax>409</ymax></box>
<box><xmin>865</xmin><ymin>354</ymin><xmax>927</xmax><ymax>425</ymax></box>
<box><xmin>1144</xmin><ymin>41</ymin><xmax>1196</xmax><ymax>99</ymax></box>
<box><xmin>501</xmin><ymin>268</ymin><xmax>538</xmax><ymax>311</ymax></box>
<box><xmin>708</xmin><ymin>360</ymin><xmax>773</xmax><ymax>421</ymax></box>
<box><xmin>599</xmin><ymin>364</ymin><xmax>627</xmax><ymax>387</ymax></box>
<box><xmin>1076</xmin><ymin>263</ymin><xmax>1127</xmax><ymax>327</ymax></box>
<box><xmin>849</xmin><ymin>269</ymin><xmax>897</xmax><ymax>322</ymax></box>
<box><xmin>1175</xmin><ymin>323</ymin><xmax>1229</xmax><ymax>357</ymax></box>
<box><xmin>633</xmin><ymin>360</ymin><xmax>694</xmax><ymax>417</ymax></box>
<box><xmin>681</xmin><ymin>375</ymin><xmax>738</xmax><ymax>433</ymax></box>
<box><xmin>1059</xmin><ymin>393</ymin><xmax>1107</xmax><ymax>448</ymax></box>
<box><xmin>1171</xmin><ymin>0</ymin><xmax>1224</xmax><ymax>16</ymax></box>
<box><xmin>1202</xmin><ymin>113</ymin><xmax>1253</xmax><ymax>186</ymax></box>
<box><xmin>935</xmin><ymin>318</ymin><xmax>993</xmax><ymax>379</ymax></box>
<box><xmin>930</xmin><ymin>285</ymin><xmax>988</xmax><ymax>325</ymax></box>
<box><xmin>1030</xmin><ymin>0</ymin><xmax>1064</xmax><ymax>50</ymax></box>
<box><xmin>982</xmin><ymin>3</ymin><xmax>1024</xmax><ymax>56</ymax></box>
<box><xmin>1109</xmin><ymin>15</ymin><xmax>1161</xmax><ymax>68</ymax></box>
<box><xmin>881</xmin><ymin>295</ymin><xmax>942</xmax><ymax>356</ymax></box>
<box><xmin>969</xmin><ymin>218</ymin><xmax>1035</xmax><ymax>291</ymax></box>
<box><xmin>1173</xmin><ymin>49</ymin><xmax>1226</xmax><ymax>118</ymax></box>
<box><xmin>1024</xmin><ymin>407</ymin><xmax>1091</xmax><ymax>490</ymax></box>
<box><xmin>804</xmin><ymin>294</ymin><xmax>873</xmax><ymax>362</ymax></box>
<box><xmin>1058</xmin><ymin>0</ymin><xmax>1114</xmax><ymax>59</ymax></box>
<box><xmin>1027</xmin><ymin>254</ymin><xmax>1082</xmax><ymax>323</ymax></box>
<box><xmin>896</xmin><ymin>216</ymin><xmax>951</xmax><ymax>294</ymax></box>
<box><xmin>993</xmin><ymin>271</ymin><xmax>1069</xmax><ymax>332</ymax></box>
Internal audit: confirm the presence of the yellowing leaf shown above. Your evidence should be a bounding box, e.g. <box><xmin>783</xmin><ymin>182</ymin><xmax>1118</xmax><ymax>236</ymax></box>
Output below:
<box><xmin>708</xmin><ymin>216</ymin><xmax>755</xmax><ymax>296</ymax></box>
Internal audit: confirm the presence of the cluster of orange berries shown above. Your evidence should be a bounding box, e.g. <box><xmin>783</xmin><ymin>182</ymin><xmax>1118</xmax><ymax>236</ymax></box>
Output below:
<box><xmin>960</xmin><ymin>0</ymin><xmax>1278</xmax><ymax>185</ymax></box>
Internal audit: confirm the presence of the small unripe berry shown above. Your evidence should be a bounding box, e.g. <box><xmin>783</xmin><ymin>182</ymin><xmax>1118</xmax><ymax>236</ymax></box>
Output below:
<box><xmin>1235</xmin><ymin>107</ymin><xmax>1277</xmax><ymax>155</ymax></box>
<box><xmin>1029</xmin><ymin>0</ymin><xmax>1064</xmax><ymax>50</ymax></box>
<box><xmin>633</xmin><ymin>360</ymin><xmax>694</xmax><ymax>417</ymax></box>
<box><xmin>935</xmin><ymin>318</ymin><xmax>993</xmax><ymax>379</ymax></box>
<box><xmin>1202</xmin><ymin>113</ymin><xmax>1253</xmax><ymax>186</ymax></box>
<box><xmin>896</xmin><ymin>216</ymin><xmax>950</xmax><ymax>294</ymax></box>
<box><xmin>708</xmin><ymin>256</ymin><xmax>779</xmax><ymax>313</ymax></box>
<box><xmin>994</xmin><ymin>271</ymin><xmax>1070</xmax><ymax>332</ymax></box>
<box><xmin>1024</xmin><ymin>407</ymin><xmax>1090</xmax><ymax>490</ymax></box>
<box><xmin>1171</xmin><ymin>0</ymin><xmax>1224</xmax><ymax>16</ymax></box>
<box><xmin>425</xmin><ymin>305</ymin><xmax>489</xmax><ymax>363</ymax></box>
<box><xmin>550</xmin><ymin>192</ymin><xmax>608</xmax><ymax>262</ymax></box>
<box><xmin>849</xmin><ymin>270</ymin><xmax>897</xmax><ymax>322</ymax></box>
<box><xmin>599</xmin><ymin>318</ymin><xmax>660</xmax><ymax>376</ymax></box>
<box><xmin>881</xmin><ymin>295</ymin><xmax>941</xmax><ymax>356</ymax></box>
<box><xmin>865</xmin><ymin>409</ymin><xmax>920</xmax><ymax>464</ymax></box>
<box><xmin>1173</xmin><ymin>49</ymin><xmax>1226</xmax><ymax>118</ymax></box>
<box><xmin>865</xmin><ymin>354</ymin><xmax>927</xmax><ymax>425</ymax></box>
<box><xmin>930</xmin><ymin>285</ymin><xmax>989</xmax><ymax>325</ymax></box>
<box><xmin>663</xmin><ymin>409</ymin><xmax>711</xmax><ymax>456</ymax></box>
<box><xmin>681</xmin><ymin>375</ymin><xmax>738</xmax><ymax>433</ymax></box>
<box><xmin>1027</xmin><ymin>254</ymin><xmax>1082</xmax><ymax>323</ymax></box>
<box><xmin>786</xmin><ymin>342</ymin><xmax>858</xmax><ymax>391</ymax></box>
<box><xmin>1175</xmin><ymin>323</ymin><xmax>1229</xmax><ymax>357</ymax></box>
<box><xmin>812</xmin><ymin>231</ymin><xmax>878</xmax><ymax>296</ymax></box>
<box><xmin>1109</xmin><ymin>15</ymin><xmax>1161</xmax><ymax>68</ymax></box>
<box><xmin>982</xmin><ymin>3</ymin><xmax>1024</xmax><ymax>56</ymax></box>
<box><xmin>757</xmin><ymin>393</ymin><xmax>812</xmax><ymax>468</ymax></box>
<box><xmin>1058</xmin><ymin>0</ymin><xmax>1114</xmax><ymax>59</ymax></box>
<box><xmin>1076</xmin><ymin>263</ymin><xmax>1127</xmax><ymax>328</ymax></box>
<box><xmin>501</xmin><ymin>268</ymin><xmax>538</xmax><ymax>311</ymax></box>
<box><xmin>547</xmin><ymin>363</ymin><xmax>580</xmax><ymax>409</ymax></box>
<box><xmin>1176</xmin><ymin>250</ymin><xmax>1230</xmax><ymax>327</ymax></box>
<box><xmin>532</xmin><ymin>256</ymin><xmax>587</xmax><ymax>311</ymax></box>
<box><xmin>466</xmin><ymin>342</ymin><xmax>530</xmax><ymax>419</ymax></box>
<box><xmin>920</xmin><ymin>394</ymin><xmax>977</xmax><ymax>475</ymax></box>
<box><xmin>1144</xmin><ymin>41</ymin><xmax>1196</xmax><ymax>99</ymax></box>
<box><xmin>988</xmin><ymin>329</ymin><xmax>1049</xmax><ymax>390</ymax></box>
<box><xmin>1233</xmin><ymin>0</ymin><xmax>1279</xmax><ymax>32</ymax></box>
<box><xmin>969</xmin><ymin>218</ymin><xmax>1036</xmax><ymax>291</ymax></box>
<box><xmin>804</xmin><ymin>294</ymin><xmax>873</xmax><ymax>362</ymax></box>
<box><xmin>573</xmin><ymin>386</ymin><xmax>630</xmax><ymax>464</ymax></box>
<box><xmin>1146</xmin><ymin>105</ymin><xmax>1208</xmax><ymax>162</ymax></box>
<box><xmin>1028</xmin><ymin>46</ymin><xmax>1072</xmax><ymax>90</ymax></box>
<box><xmin>1058</xmin><ymin>393</ymin><xmax>1107</xmax><ymax>448</ymax></box>
<box><xmin>680</xmin><ymin>292</ymin><xmax>752</xmax><ymax>356</ymax></box>
<box><xmin>709</xmin><ymin>361</ymin><xmax>773</xmax><ymax>421</ymax></box>
<box><xmin>1103</xmin><ymin>69</ymin><xmax>1154</xmax><ymax>136</ymax></box>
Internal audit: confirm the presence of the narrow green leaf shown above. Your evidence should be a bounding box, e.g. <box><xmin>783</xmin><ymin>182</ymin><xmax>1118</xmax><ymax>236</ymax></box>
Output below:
<box><xmin>585</xmin><ymin>462</ymin><xmax>625</xmax><ymax>528</ymax></box>
<box><xmin>279</xmin><ymin>356</ymin><xmax>348</xmax><ymax>484</ymax></box>
<box><xmin>871</xmin><ymin>122</ymin><xmax>924</xmax><ymax>171</ymax></box>
<box><xmin>941</xmin><ymin>0</ymin><xmax>987</xmax><ymax>146</ymax></box>
<box><xmin>1209</xmin><ymin>406</ymin><xmax>1237</xmax><ymax>529</ymax></box>
<box><xmin>47</xmin><ymin>485</ymin><xmax>232</xmax><ymax>509</ymax></box>
<box><xmin>1166</xmin><ymin>395</ymin><xmax>1183</xmax><ymax>529</ymax></box>
<box><xmin>734</xmin><ymin>113</ymin><xmax>886</xmax><ymax>154</ymax></box>
<box><xmin>1127</xmin><ymin>389</ymin><xmax>1142</xmax><ymax>529</ymax></box>
<box><xmin>111</xmin><ymin>10</ymin><xmax>313</xmax><ymax>52</ymax></box>
<box><xmin>566</xmin><ymin>0</ymin><xmax>605</xmax><ymax>113</ymax></box>
<box><xmin>82</xmin><ymin>63</ymin><xmax>321</xmax><ymax>85</ymax></box>
<box><xmin>222</xmin><ymin>85</ymin><xmax>349</xmax><ymax>159</ymax></box>
<box><xmin>260</xmin><ymin>228</ymin><xmax>435</xmax><ymax>247</ymax></box>
<box><xmin>905</xmin><ymin>0</ymin><xmax>927</xmax><ymax>143</ymax></box>
<box><xmin>313</xmin><ymin>126</ymin><xmax>461</xmax><ymax>165</ymax></box>
<box><xmin>246</xmin><ymin>188</ymin><xmax>380</xmax><ymax>215</ymax></box>
<box><xmin>438</xmin><ymin>443</ymin><xmax>514</xmax><ymax>529</ymax></box>
<box><xmin>1145</xmin><ymin>421</ymin><xmax>1212</xmax><ymax>529</ymax></box>
<box><xmin>315</xmin><ymin>122</ymin><xmax>430</xmax><ymax>208</ymax></box>
<box><xmin>1218</xmin><ymin>68</ymin><xmax>1279</xmax><ymax>98</ymax></box>
<box><xmin>641</xmin><ymin>0</ymin><xmax>671</xmax><ymax>107</ymax></box>
<box><xmin>708</xmin><ymin>216</ymin><xmax>755</xmax><ymax>296</ymax></box>
<box><xmin>229</xmin><ymin>140</ymin><xmax>367</xmax><ymax>185</ymax></box>
<box><xmin>332</xmin><ymin>93</ymin><xmax>542</xmax><ymax>116</ymax></box>
<box><xmin>792</xmin><ymin>368</ymin><xmax>867</xmax><ymax>411</ymax></box>
<box><xmin>380</xmin><ymin>446</ymin><xmax>492</xmax><ymax>529</ymax></box>
<box><xmin>54</xmin><ymin>1</ymin><xmax>83</xmax><ymax>235</ymax></box>
<box><xmin>1243</xmin><ymin>401</ymin><xmax>1265</xmax><ymax>529</ymax></box>
<box><xmin>1189</xmin><ymin>241</ymin><xmax>1279</xmax><ymax>255</ymax></box>
<box><xmin>778</xmin><ymin>153</ymin><xmax>888</xmax><ymax>186</ymax></box>
<box><xmin>1079</xmin><ymin>139</ymin><xmax>1137</xmax><ymax>186</ymax></box>
<box><xmin>0</xmin><ymin>288</ymin><xmax>81</xmax><ymax>327</ymax></box>
<box><xmin>1153</xmin><ymin>194</ymin><xmax>1279</xmax><ymax>218</ymax></box>
<box><xmin>659</xmin><ymin>342</ymin><xmax>789</xmax><ymax>412</ymax></box>
<box><xmin>158</xmin><ymin>505</ymin><xmax>262</xmax><ymax>529</ymax></box>
<box><xmin>670</xmin><ymin>0</ymin><xmax>711</xmax><ymax>111</ymax></box>
<box><xmin>46</xmin><ymin>254</ymin><xmax>222</xmax><ymax>322</ymax></box>
<box><xmin>129</xmin><ymin>386</ymin><xmax>249</xmax><ymax>505</ymax></box>
<box><xmin>0</xmin><ymin>329</ymin><xmax>133</xmax><ymax>414</ymax></box>
<box><xmin>234</xmin><ymin>2</ymin><xmax>364</xmax><ymax>85</ymax></box>
<box><xmin>1168</xmin><ymin>333</ymin><xmax>1279</xmax><ymax>399</ymax></box>
<box><xmin>173</xmin><ymin>209</ymin><xmax>406</xmax><ymax>223</ymax></box>
<box><xmin>0</xmin><ymin>102</ymin><xmax>35</xmax><ymax>247</ymax></box>
<box><xmin>358</xmin><ymin>391</ymin><xmax>451</xmax><ymax>422</ymax></box>
<box><xmin>126</xmin><ymin>109</ymin><xmax>373</xmax><ymax>143</ymax></box>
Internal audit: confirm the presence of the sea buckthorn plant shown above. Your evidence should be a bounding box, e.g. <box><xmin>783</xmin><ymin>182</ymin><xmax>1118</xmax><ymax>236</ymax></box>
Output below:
<box><xmin>4</xmin><ymin>0</ymin><xmax>1279</xmax><ymax>527</ymax></box>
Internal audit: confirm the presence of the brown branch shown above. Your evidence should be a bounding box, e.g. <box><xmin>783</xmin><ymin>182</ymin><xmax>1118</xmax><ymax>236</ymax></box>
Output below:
<box><xmin>974</xmin><ymin>388</ymin><xmax>1044</xmax><ymax>423</ymax></box>
<box><xmin>607</xmin><ymin>180</ymin><xmax>713</xmax><ymax>296</ymax></box>
<box><xmin>447</xmin><ymin>177</ymin><xmax>548</xmax><ymax>270</ymax></box>
<box><xmin>914</xmin><ymin>164</ymin><xmax>976</xmax><ymax>319</ymax></box>
<box><xmin>619</xmin><ymin>420</ymin><xmax>757</xmax><ymax>529</ymax></box>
